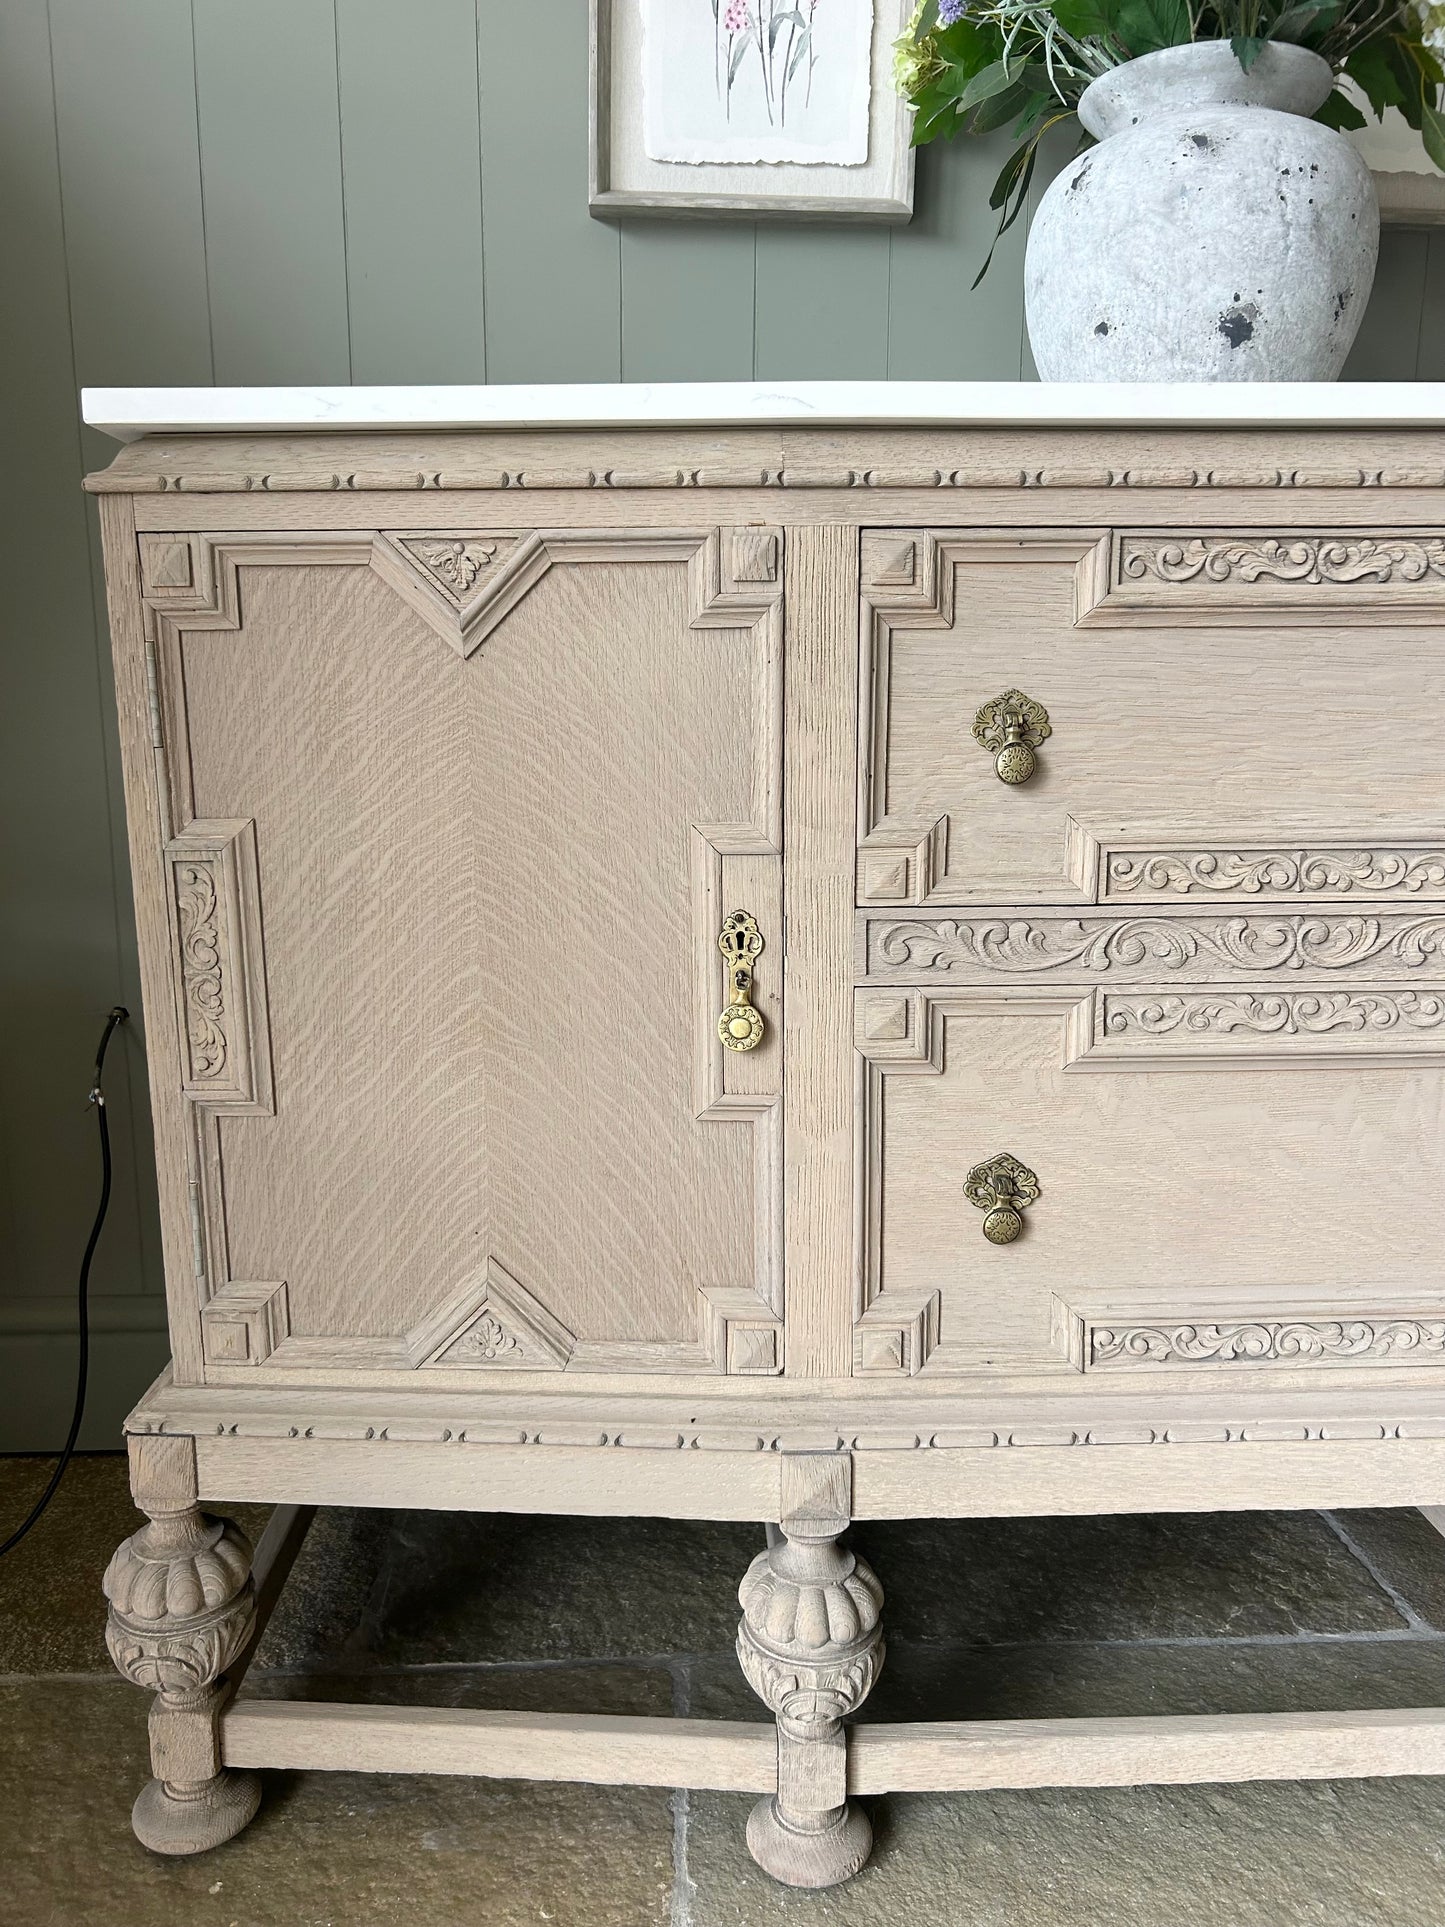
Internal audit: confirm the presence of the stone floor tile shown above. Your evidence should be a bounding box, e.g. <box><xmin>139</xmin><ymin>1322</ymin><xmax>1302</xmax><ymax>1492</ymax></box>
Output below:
<box><xmin>247</xmin><ymin>1659</ymin><xmax>677</xmax><ymax>1715</ymax></box>
<box><xmin>2</xmin><ymin>1678</ymin><xmax>674</xmax><ymax>1927</ymax></box>
<box><xmin>684</xmin><ymin>1779</ymin><xmax>1445</xmax><ymax>1927</ymax></box>
<box><xmin>252</xmin><ymin>1506</ymin><xmax>393</xmax><ymax>1672</ymax></box>
<box><xmin>848</xmin><ymin>1511</ymin><xmax>1408</xmax><ymax>1644</ymax></box>
<box><xmin>0</xmin><ymin>1453</ymin><xmax>264</xmax><ymax>1675</ymax></box>
<box><xmin>1327</xmin><ymin>1508</ymin><xmax>1445</xmax><ymax>1630</ymax></box>
<box><xmin>354</xmin><ymin>1509</ymin><xmax>766</xmax><ymax>1666</ymax></box>
<box><xmin>684</xmin><ymin>1632</ymin><xmax>1445</xmax><ymax>1727</ymax></box>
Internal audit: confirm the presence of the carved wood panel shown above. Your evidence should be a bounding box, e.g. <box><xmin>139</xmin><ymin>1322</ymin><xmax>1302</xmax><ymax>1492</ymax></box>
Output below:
<box><xmin>141</xmin><ymin>526</ymin><xmax>783</xmax><ymax>1380</ymax></box>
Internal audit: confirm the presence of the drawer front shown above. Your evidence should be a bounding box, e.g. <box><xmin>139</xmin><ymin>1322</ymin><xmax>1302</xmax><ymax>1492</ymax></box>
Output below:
<box><xmin>854</xmin><ymin>524</ymin><xmax>1445</xmax><ymax>1385</ymax></box>
<box><xmin>858</xmin><ymin>527</ymin><xmax>1445</xmax><ymax>908</ymax></box>
<box><xmin>140</xmin><ymin>526</ymin><xmax>784</xmax><ymax>1381</ymax></box>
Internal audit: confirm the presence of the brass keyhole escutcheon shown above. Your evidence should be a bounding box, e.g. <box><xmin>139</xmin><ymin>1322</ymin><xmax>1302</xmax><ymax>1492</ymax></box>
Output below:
<box><xmin>973</xmin><ymin>689</ymin><xmax>1051</xmax><ymax>786</ymax></box>
<box><xmin>965</xmin><ymin>1153</ymin><xmax>1040</xmax><ymax>1245</ymax></box>
<box><xmin>718</xmin><ymin>910</ymin><xmax>765</xmax><ymax>1053</ymax></box>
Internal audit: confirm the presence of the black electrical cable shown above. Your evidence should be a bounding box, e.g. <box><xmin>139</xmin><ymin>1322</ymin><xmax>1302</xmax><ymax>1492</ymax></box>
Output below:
<box><xmin>0</xmin><ymin>1005</ymin><xmax>129</xmax><ymax>1559</ymax></box>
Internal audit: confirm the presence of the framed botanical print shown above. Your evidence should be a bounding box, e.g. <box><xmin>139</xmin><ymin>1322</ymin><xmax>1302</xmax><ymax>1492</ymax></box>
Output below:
<box><xmin>589</xmin><ymin>0</ymin><xmax>916</xmax><ymax>221</ymax></box>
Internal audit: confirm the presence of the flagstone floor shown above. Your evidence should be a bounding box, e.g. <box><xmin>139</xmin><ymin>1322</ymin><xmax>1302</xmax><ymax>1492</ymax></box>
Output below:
<box><xmin>5</xmin><ymin>1454</ymin><xmax>1445</xmax><ymax>1925</ymax></box>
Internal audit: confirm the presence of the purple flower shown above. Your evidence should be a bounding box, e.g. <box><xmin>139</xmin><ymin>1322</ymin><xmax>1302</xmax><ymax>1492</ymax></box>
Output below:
<box><xmin>938</xmin><ymin>0</ymin><xmax>968</xmax><ymax>21</ymax></box>
<box><xmin>724</xmin><ymin>0</ymin><xmax>751</xmax><ymax>30</ymax></box>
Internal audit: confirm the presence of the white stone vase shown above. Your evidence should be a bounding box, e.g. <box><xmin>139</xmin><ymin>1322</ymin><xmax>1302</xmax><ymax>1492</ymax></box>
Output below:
<box><xmin>1024</xmin><ymin>41</ymin><xmax>1379</xmax><ymax>381</ymax></box>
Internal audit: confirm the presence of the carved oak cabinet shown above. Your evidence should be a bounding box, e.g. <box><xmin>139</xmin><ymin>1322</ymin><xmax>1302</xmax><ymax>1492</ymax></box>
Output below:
<box><xmin>86</xmin><ymin>384</ymin><xmax>1445</xmax><ymax>1886</ymax></box>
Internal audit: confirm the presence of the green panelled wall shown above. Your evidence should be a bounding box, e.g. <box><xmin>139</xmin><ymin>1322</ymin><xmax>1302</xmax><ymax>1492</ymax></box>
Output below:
<box><xmin>0</xmin><ymin>0</ymin><xmax>1439</xmax><ymax>1449</ymax></box>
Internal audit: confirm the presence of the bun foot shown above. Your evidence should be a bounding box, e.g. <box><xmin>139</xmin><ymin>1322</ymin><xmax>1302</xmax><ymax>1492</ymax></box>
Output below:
<box><xmin>132</xmin><ymin>1769</ymin><xmax>262</xmax><ymax>1855</ymax></box>
<box><xmin>745</xmin><ymin>1795</ymin><xmax>873</xmax><ymax>1889</ymax></box>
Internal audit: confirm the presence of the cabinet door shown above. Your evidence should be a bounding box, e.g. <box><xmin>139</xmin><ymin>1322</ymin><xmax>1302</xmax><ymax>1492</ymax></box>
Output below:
<box><xmin>139</xmin><ymin>526</ymin><xmax>783</xmax><ymax>1381</ymax></box>
<box><xmin>854</xmin><ymin>525</ymin><xmax>1445</xmax><ymax>1388</ymax></box>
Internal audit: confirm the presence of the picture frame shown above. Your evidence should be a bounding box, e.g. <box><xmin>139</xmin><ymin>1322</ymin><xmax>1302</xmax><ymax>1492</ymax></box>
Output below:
<box><xmin>589</xmin><ymin>0</ymin><xmax>916</xmax><ymax>222</ymax></box>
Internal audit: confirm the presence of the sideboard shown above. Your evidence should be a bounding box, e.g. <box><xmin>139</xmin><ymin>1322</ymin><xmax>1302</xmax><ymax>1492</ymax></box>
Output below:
<box><xmin>85</xmin><ymin>382</ymin><xmax>1445</xmax><ymax>1887</ymax></box>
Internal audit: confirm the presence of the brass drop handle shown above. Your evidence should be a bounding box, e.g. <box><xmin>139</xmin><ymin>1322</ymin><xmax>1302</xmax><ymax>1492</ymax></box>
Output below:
<box><xmin>965</xmin><ymin>1153</ymin><xmax>1040</xmax><ymax>1244</ymax></box>
<box><xmin>718</xmin><ymin>910</ymin><xmax>766</xmax><ymax>1053</ymax></box>
<box><xmin>973</xmin><ymin>689</ymin><xmax>1051</xmax><ymax>785</ymax></box>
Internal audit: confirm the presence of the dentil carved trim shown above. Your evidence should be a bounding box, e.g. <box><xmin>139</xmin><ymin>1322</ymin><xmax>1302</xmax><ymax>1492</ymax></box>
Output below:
<box><xmin>103</xmin><ymin>1510</ymin><xmax>256</xmax><ymax>1704</ymax></box>
<box><xmin>123</xmin><ymin>1402</ymin><xmax>1445</xmax><ymax>1449</ymax></box>
<box><xmin>90</xmin><ymin>463</ymin><xmax>1445</xmax><ymax>495</ymax></box>
<box><xmin>868</xmin><ymin>912</ymin><xmax>1445</xmax><ymax>981</ymax></box>
<box><xmin>1107</xmin><ymin>848</ymin><xmax>1445</xmax><ymax>899</ymax></box>
<box><xmin>1122</xmin><ymin>535</ymin><xmax>1445</xmax><ymax>587</ymax></box>
<box><xmin>1092</xmin><ymin>1319</ymin><xmax>1445</xmax><ymax>1368</ymax></box>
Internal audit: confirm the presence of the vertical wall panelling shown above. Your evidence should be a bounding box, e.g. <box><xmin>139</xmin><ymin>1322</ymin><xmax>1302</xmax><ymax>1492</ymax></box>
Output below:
<box><xmin>620</xmin><ymin>226</ymin><xmax>757</xmax><ymax>381</ymax></box>
<box><xmin>754</xmin><ymin>227</ymin><xmax>891</xmax><ymax>379</ymax></box>
<box><xmin>193</xmin><ymin>0</ymin><xmax>351</xmax><ymax>384</ymax></box>
<box><xmin>49</xmin><ymin>0</ymin><xmax>212</xmax><ymax>476</ymax></box>
<box><xmin>886</xmin><ymin>134</ymin><xmax>1030</xmax><ymax>378</ymax></box>
<box><xmin>50</xmin><ymin>0</ymin><xmax>214</xmax><ymax>1304</ymax></box>
<box><xmin>0</xmin><ymin>1</ymin><xmax>167</xmax><ymax>1448</ymax></box>
<box><xmin>336</xmin><ymin>0</ymin><xmax>486</xmax><ymax>384</ymax></box>
<box><xmin>1413</xmin><ymin>231</ymin><xmax>1445</xmax><ymax>381</ymax></box>
<box><xmin>477</xmin><ymin>0</ymin><xmax>621</xmax><ymax>382</ymax></box>
<box><xmin>1343</xmin><ymin>228</ymin><xmax>1429</xmax><ymax>378</ymax></box>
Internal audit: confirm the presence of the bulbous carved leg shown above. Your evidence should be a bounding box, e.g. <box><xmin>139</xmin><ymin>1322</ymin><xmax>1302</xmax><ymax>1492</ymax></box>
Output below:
<box><xmin>103</xmin><ymin>1505</ymin><xmax>261</xmax><ymax>1854</ymax></box>
<box><xmin>736</xmin><ymin>1518</ymin><xmax>884</xmax><ymax>1889</ymax></box>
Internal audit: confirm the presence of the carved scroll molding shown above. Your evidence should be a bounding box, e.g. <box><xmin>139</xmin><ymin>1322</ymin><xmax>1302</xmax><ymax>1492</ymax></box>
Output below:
<box><xmin>1092</xmin><ymin>1318</ymin><xmax>1445</xmax><ymax>1368</ymax></box>
<box><xmin>405</xmin><ymin>1259</ymin><xmax>577</xmax><ymax>1371</ymax></box>
<box><xmin>862</xmin><ymin>910</ymin><xmax>1445</xmax><ymax>983</ymax></box>
<box><xmin>851</xmin><ymin>987</ymin><xmax>1085</xmax><ymax>1379</ymax></box>
<box><xmin>1066</xmin><ymin>820</ymin><xmax>1445</xmax><ymax>905</ymax></box>
<box><xmin>1102</xmin><ymin>841</ymin><xmax>1445</xmax><ymax>902</ymax></box>
<box><xmin>1080</xmin><ymin>531</ymin><xmax>1445</xmax><ymax>626</ymax></box>
<box><xmin>199</xmin><ymin>1280</ymin><xmax>290</xmax><ymax>1366</ymax></box>
<box><xmin>858</xmin><ymin>531</ymin><xmax>1100</xmax><ymax>907</ymax></box>
<box><xmin>1066</xmin><ymin>987</ymin><xmax>1445</xmax><ymax>1071</ymax></box>
<box><xmin>1078</xmin><ymin>1294</ymin><xmax>1445</xmax><ymax>1372</ymax></box>
<box><xmin>164</xmin><ymin>820</ymin><xmax>273</xmax><ymax>1113</ymax></box>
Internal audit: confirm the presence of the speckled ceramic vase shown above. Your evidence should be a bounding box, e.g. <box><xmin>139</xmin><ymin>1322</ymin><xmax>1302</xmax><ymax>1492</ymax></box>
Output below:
<box><xmin>1025</xmin><ymin>41</ymin><xmax>1379</xmax><ymax>381</ymax></box>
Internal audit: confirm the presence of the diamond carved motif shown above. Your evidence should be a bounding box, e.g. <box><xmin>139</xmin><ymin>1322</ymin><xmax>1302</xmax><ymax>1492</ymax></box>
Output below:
<box><xmin>405</xmin><ymin>1258</ymin><xmax>577</xmax><ymax>1371</ymax></box>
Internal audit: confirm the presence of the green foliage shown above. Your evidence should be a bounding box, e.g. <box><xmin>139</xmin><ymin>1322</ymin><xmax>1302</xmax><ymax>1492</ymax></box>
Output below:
<box><xmin>894</xmin><ymin>0</ymin><xmax>1445</xmax><ymax>274</ymax></box>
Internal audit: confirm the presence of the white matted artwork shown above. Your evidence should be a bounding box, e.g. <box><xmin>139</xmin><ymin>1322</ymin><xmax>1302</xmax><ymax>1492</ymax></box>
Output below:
<box><xmin>642</xmin><ymin>0</ymin><xmax>873</xmax><ymax>166</ymax></box>
<box><xmin>590</xmin><ymin>0</ymin><xmax>915</xmax><ymax>219</ymax></box>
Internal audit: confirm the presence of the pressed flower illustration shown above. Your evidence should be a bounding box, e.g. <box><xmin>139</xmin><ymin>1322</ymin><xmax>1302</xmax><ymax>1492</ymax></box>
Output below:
<box><xmin>643</xmin><ymin>0</ymin><xmax>873</xmax><ymax>169</ymax></box>
<box><xmin>713</xmin><ymin>0</ymin><xmax>829</xmax><ymax>125</ymax></box>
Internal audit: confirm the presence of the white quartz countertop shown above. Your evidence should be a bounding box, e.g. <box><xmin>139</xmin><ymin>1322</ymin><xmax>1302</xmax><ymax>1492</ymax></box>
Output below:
<box><xmin>80</xmin><ymin>381</ymin><xmax>1445</xmax><ymax>441</ymax></box>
